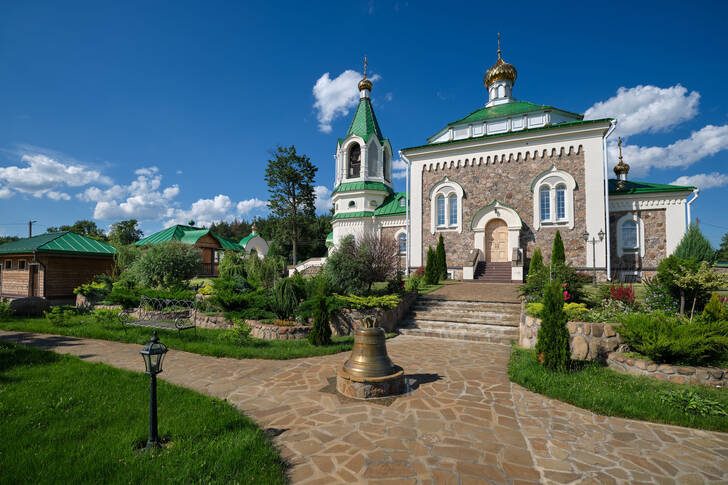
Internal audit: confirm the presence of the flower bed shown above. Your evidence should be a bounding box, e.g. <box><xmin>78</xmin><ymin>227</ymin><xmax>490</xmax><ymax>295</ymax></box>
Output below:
<box><xmin>607</xmin><ymin>352</ymin><xmax>728</xmax><ymax>388</ymax></box>
<box><xmin>248</xmin><ymin>321</ymin><xmax>311</xmax><ymax>340</ymax></box>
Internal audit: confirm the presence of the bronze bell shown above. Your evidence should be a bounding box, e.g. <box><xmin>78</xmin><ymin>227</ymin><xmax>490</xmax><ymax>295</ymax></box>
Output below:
<box><xmin>341</xmin><ymin>317</ymin><xmax>397</xmax><ymax>379</ymax></box>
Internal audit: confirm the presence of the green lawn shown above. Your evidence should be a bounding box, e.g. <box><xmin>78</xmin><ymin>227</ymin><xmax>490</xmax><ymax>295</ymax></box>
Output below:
<box><xmin>0</xmin><ymin>315</ymin><xmax>357</xmax><ymax>360</ymax></box>
<box><xmin>509</xmin><ymin>346</ymin><xmax>728</xmax><ymax>432</ymax></box>
<box><xmin>0</xmin><ymin>343</ymin><xmax>286</xmax><ymax>484</ymax></box>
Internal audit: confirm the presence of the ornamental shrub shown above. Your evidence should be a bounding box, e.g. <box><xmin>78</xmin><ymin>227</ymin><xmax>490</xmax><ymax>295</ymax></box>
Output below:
<box><xmin>386</xmin><ymin>270</ymin><xmax>405</xmax><ymax>295</ymax></box>
<box><xmin>307</xmin><ymin>278</ymin><xmax>333</xmax><ymax>346</ymax></box>
<box><xmin>609</xmin><ymin>283</ymin><xmax>637</xmax><ymax>307</ymax></box>
<box><xmin>338</xmin><ymin>294</ymin><xmax>401</xmax><ymax>310</ymax></box>
<box><xmin>272</xmin><ymin>278</ymin><xmax>299</xmax><ymax>320</ymax></box>
<box><xmin>74</xmin><ymin>280</ymin><xmax>112</xmax><ymax>301</ymax></box>
<box><xmin>245</xmin><ymin>255</ymin><xmax>282</xmax><ymax>290</ymax></box>
<box><xmin>527</xmin><ymin>301</ymin><xmax>588</xmax><ymax>321</ymax></box>
<box><xmin>0</xmin><ymin>301</ymin><xmax>13</xmax><ymax>321</ymax></box>
<box><xmin>674</xmin><ymin>224</ymin><xmax>716</xmax><ymax>263</ymax></box>
<box><xmin>91</xmin><ymin>308</ymin><xmax>121</xmax><ymax>327</ymax></box>
<box><xmin>325</xmin><ymin>235</ymin><xmax>366</xmax><ymax>295</ymax></box>
<box><xmin>126</xmin><ymin>241</ymin><xmax>202</xmax><ymax>289</ymax></box>
<box><xmin>535</xmin><ymin>280</ymin><xmax>571</xmax><ymax>370</ymax></box>
<box><xmin>529</xmin><ymin>248</ymin><xmax>544</xmax><ymax>274</ymax></box>
<box><xmin>218</xmin><ymin>251</ymin><xmax>246</xmax><ymax>280</ymax></box>
<box><xmin>702</xmin><ymin>293</ymin><xmax>727</xmax><ymax>322</ymax></box>
<box><xmin>435</xmin><ymin>234</ymin><xmax>447</xmax><ymax>280</ymax></box>
<box><xmin>642</xmin><ymin>275</ymin><xmax>680</xmax><ymax>313</ymax></box>
<box><xmin>405</xmin><ymin>273</ymin><xmax>423</xmax><ymax>293</ymax></box>
<box><xmin>424</xmin><ymin>246</ymin><xmax>438</xmax><ymax>285</ymax></box>
<box><xmin>552</xmin><ymin>231</ymin><xmax>565</xmax><ymax>266</ymax></box>
<box><xmin>520</xmin><ymin>261</ymin><xmax>588</xmax><ymax>303</ymax></box>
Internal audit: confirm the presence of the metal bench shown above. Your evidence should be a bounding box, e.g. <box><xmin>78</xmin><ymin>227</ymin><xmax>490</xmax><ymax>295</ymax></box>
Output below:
<box><xmin>120</xmin><ymin>295</ymin><xmax>197</xmax><ymax>334</ymax></box>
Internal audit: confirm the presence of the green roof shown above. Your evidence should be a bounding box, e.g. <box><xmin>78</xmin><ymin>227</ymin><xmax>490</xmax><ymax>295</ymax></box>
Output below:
<box><xmin>344</xmin><ymin>97</ymin><xmax>384</xmax><ymax>143</ymax></box>
<box><xmin>325</xmin><ymin>231</ymin><xmax>333</xmax><ymax>247</ymax></box>
<box><xmin>136</xmin><ymin>225</ymin><xmax>243</xmax><ymax>251</ymax></box>
<box><xmin>333</xmin><ymin>181</ymin><xmax>394</xmax><ymax>195</ymax></box>
<box><xmin>332</xmin><ymin>211</ymin><xmax>374</xmax><ymax>220</ymax></box>
<box><xmin>239</xmin><ymin>232</ymin><xmax>261</xmax><ymax>249</ymax></box>
<box><xmin>608</xmin><ymin>179</ymin><xmax>696</xmax><ymax>195</ymax></box>
<box><xmin>374</xmin><ymin>192</ymin><xmax>408</xmax><ymax>217</ymax></box>
<box><xmin>446</xmin><ymin>101</ymin><xmax>583</xmax><ymax>127</ymax></box>
<box><xmin>403</xmin><ymin>119</ymin><xmax>613</xmax><ymax>152</ymax></box>
<box><xmin>0</xmin><ymin>232</ymin><xmax>116</xmax><ymax>256</ymax></box>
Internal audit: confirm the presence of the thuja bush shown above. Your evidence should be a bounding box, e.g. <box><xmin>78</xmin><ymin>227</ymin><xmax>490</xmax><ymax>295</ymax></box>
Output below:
<box><xmin>424</xmin><ymin>246</ymin><xmax>439</xmax><ymax>285</ymax></box>
<box><xmin>702</xmin><ymin>293</ymin><xmax>727</xmax><ymax>323</ymax></box>
<box><xmin>552</xmin><ymin>231</ymin><xmax>566</xmax><ymax>266</ymax></box>
<box><xmin>535</xmin><ymin>280</ymin><xmax>571</xmax><ymax>370</ymax></box>
<box><xmin>307</xmin><ymin>279</ymin><xmax>333</xmax><ymax>346</ymax></box>
<box><xmin>271</xmin><ymin>278</ymin><xmax>300</xmax><ymax>320</ymax></box>
<box><xmin>435</xmin><ymin>234</ymin><xmax>447</xmax><ymax>280</ymax></box>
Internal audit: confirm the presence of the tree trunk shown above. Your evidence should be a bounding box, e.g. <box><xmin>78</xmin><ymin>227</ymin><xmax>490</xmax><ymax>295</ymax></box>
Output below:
<box><xmin>689</xmin><ymin>297</ymin><xmax>697</xmax><ymax>323</ymax></box>
<box><xmin>680</xmin><ymin>290</ymin><xmax>685</xmax><ymax>315</ymax></box>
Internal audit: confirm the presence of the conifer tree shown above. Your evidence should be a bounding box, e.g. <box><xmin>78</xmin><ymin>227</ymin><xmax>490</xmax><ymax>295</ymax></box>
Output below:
<box><xmin>435</xmin><ymin>234</ymin><xmax>447</xmax><ymax>280</ymax></box>
<box><xmin>535</xmin><ymin>280</ymin><xmax>571</xmax><ymax>371</ymax></box>
<box><xmin>529</xmin><ymin>248</ymin><xmax>544</xmax><ymax>274</ymax></box>
<box><xmin>425</xmin><ymin>246</ymin><xmax>438</xmax><ymax>285</ymax></box>
<box><xmin>718</xmin><ymin>232</ymin><xmax>728</xmax><ymax>263</ymax></box>
<box><xmin>552</xmin><ymin>230</ymin><xmax>565</xmax><ymax>266</ymax></box>
<box><xmin>674</xmin><ymin>224</ymin><xmax>716</xmax><ymax>263</ymax></box>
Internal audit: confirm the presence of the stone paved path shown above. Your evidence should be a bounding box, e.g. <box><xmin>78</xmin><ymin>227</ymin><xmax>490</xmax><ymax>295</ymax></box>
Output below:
<box><xmin>425</xmin><ymin>283</ymin><xmax>521</xmax><ymax>303</ymax></box>
<box><xmin>2</xmin><ymin>330</ymin><xmax>727</xmax><ymax>485</ymax></box>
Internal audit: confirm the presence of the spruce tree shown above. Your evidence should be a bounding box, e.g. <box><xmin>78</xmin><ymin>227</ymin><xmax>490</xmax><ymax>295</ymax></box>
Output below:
<box><xmin>529</xmin><ymin>248</ymin><xmax>544</xmax><ymax>274</ymax></box>
<box><xmin>535</xmin><ymin>280</ymin><xmax>571</xmax><ymax>371</ymax></box>
<box><xmin>435</xmin><ymin>234</ymin><xmax>447</xmax><ymax>280</ymax></box>
<box><xmin>718</xmin><ymin>232</ymin><xmax>728</xmax><ymax>263</ymax></box>
<box><xmin>424</xmin><ymin>246</ymin><xmax>438</xmax><ymax>285</ymax></box>
<box><xmin>674</xmin><ymin>224</ymin><xmax>716</xmax><ymax>263</ymax></box>
<box><xmin>552</xmin><ymin>230</ymin><xmax>565</xmax><ymax>266</ymax></box>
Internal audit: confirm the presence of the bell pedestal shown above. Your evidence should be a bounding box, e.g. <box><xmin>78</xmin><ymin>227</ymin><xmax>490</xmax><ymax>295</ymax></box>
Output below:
<box><xmin>337</xmin><ymin>325</ymin><xmax>406</xmax><ymax>399</ymax></box>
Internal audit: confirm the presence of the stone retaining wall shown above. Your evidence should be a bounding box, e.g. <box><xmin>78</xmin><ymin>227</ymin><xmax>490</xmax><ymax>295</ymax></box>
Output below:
<box><xmin>248</xmin><ymin>321</ymin><xmax>311</xmax><ymax>340</ymax></box>
<box><xmin>330</xmin><ymin>291</ymin><xmax>418</xmax><ymax>336</ymax></box>
<box><xmin>193</xmin><ymin>311</ymin><xmax>234</xmax><ymax>329</ymax></box>
<box><xmin>520</xmin><ymin>314</ymin><xmax>623</xmax><ymax>361</ymax></box>
<box><xmin>607</xmin><ymin>352</ymin><xmax>728</xmax><ymax>387</ymax></box>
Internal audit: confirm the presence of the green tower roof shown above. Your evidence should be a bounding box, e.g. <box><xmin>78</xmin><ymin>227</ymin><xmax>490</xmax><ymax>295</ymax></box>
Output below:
<box><xmin>344</xmin><ymin>97</ymin><xmax>385</xmax><ymax>143</ymax></box>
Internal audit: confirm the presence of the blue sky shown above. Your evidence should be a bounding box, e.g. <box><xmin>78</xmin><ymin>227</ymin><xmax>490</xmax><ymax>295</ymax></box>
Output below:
<box><xmin>1</xmin><ymin>0</ymin><xmax>727</xmax><ymax>245</ymax></box>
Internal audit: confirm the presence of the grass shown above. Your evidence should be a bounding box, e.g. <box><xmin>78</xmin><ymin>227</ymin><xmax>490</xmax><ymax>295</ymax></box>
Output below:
<box><xmin>0</xmin><ymin>315</ymin><xmax>357</xmax><ymax>360</ymax></box>
<box><xmin>0</xmin><ymin>342</ymin><xmax>286</xmax><ymax>484</ymax></box>
<box><xmin>508</xmin><ymin>346</ymin><xmax>728</xmax><ymax>432</ymax></box>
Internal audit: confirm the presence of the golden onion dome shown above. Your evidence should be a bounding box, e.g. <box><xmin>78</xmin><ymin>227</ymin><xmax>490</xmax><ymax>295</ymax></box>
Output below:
<box><xmin>613</xmin><ymin>137</ymin><xmax>630</xmax><ymax>177</ymax></box>
<box><xmin>484</xmin><ymin>50</ymin><xmax>517</xmax><ymax>87</ymax></box>
<box><xmin>358</xmin><ymin>77</ymin><xmax>373</xmax><ymax>91</ymax></box>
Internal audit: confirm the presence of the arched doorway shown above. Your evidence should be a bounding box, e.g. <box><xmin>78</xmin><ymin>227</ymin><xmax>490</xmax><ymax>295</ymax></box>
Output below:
<box><xmin>485</xmin><ymin>219</ymin><xmax>508</xmax><ymax>262</ymax></box>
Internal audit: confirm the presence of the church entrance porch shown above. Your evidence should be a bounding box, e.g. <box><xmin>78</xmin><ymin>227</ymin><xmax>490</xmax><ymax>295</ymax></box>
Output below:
<box><xmin>485</xmin><ymin>219</ymin><xmax>508</xmax><ymax>263</ymax></box>
<box><xmin>465</xmin><ymin>201</ymin><xmax>525</xmax><ymax>282</ymax></box>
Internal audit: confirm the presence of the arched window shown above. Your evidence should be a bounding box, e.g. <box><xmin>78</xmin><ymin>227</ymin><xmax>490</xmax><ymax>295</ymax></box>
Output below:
<box><xmin>398</xmin><ymin>233</ymin><xmax>407</xmax><ymax>254</ymax></box>
<box><xmin>531</xmin><ymin>167</ymin><xmax>577</xmax><ymax>230</ymax></box>
<box><xmin>437</xmin><ymin>195</ymin><xmax>445</xmax><ymax>226</ymax></box>
<box><xmin>556</xmin><ymin>185</ymin><xmax>566</xmax><ymax>220</ymax></box>
<box><xmin>348</xmin><ymin>144</ymin><xmax>361</xmax><ymax>178</ymax></box>
<box><xmin>383</xmin><ymin>151</ymin><xmax>390</xmax><ymax>181</ymax></box>
<box><xmin>539</xmin><ymin>186</ymin><xmax>551</xmax><ymax>222</ymax></box>
<box><xmin>348</xmin><ymin>200</ymin><xmax>355</xmax><ymax>208</ymax></box>
<box><xmin>622</xmin><ymin>220</ymin><xmax>638</xmax><ymax>250</ymax></box>
<box><xmin>448</xmin><ymin>194</ymin><xmax>457</xmax><ymax>225</ymax></box>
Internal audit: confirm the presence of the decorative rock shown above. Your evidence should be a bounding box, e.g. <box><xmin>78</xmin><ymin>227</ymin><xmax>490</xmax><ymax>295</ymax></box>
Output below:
<box><xmin>669</xmin><ymin>375</ymin><xmax>686</xmax><ymax>384</ymax></box>
<box><xmin>589</xmin><ymin>339</ymin><xmax>600</xmax><ymax>359</ymax></box>
<box><xmin>677</xmin><ymin>367</ymin><xmax>695</xmax><ymax>375</ymax></box>
<box><xmin>657</xmin><ymin>364</ymin><xmax>674</xmax><ymax>374</ymax></box>
<box><xmin>603</xmin><ymin>324</ymin><xmax>616</xmax><ymax>337</ymax></box>
<box><xmin>571</xmin><ymin>336</ymin><xmax>588</xmax><ymax>360</ymax></box>
<box><xmin>709</xmin><ymin>369</ymin><xmax>724</xmax><ymax>379</ymax></box>
<box><xmin>647</xmin><ymin>363</ymin><xmax>657</xmax><ymax>372</ymax></box>
<box><xmin>591</xmin><ymin>325</ymin><xmax>603</xmax><ymax>338</ymax></box>
<box><xmin>607</xmin><ymin>352</ymin><xmax>728</xmax><ymax>388</ymax></box>
<box><xmin>635</xmin><ymin>359</ymin><xmax>647</xmax><ymax>370</ymax></box>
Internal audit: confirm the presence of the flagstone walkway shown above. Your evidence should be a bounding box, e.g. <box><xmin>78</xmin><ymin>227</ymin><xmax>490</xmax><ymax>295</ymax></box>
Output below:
<box><xmin>2</xmin><ymin>330</ymin><xmax>727</xmax><ymax>484</ymax></box>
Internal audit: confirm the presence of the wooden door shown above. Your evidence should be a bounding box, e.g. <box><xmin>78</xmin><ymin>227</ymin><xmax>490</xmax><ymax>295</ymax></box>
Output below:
<box><xmin>485</xmin><ymin>220</ymin><xmax>508</xmax><ymax>262</ymax></box>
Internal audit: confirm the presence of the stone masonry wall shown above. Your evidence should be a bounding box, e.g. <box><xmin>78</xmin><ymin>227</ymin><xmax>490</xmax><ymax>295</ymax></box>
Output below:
<box><xmin>249</xmin><ymin>322</ymin><xmax>311</xmax><ymax>340</ymax></box>
<box><xmin>607</xmin><ymin>352</ymin><xmax>727</xmax><ymax>387</ymax></box>
<box><xmin>421</xmin><ymin>148</ymin><xmax>588</xmax><ymax>271</ymax></box>
<box><xmin>610</xmin><ymin>209</ymin><xmax>666</xmax><ymax>277</ymax></box>
<box><xmin>520</xmin><ymin>314</ymin><xmax>622</xmax><ymax>361</ymax></box>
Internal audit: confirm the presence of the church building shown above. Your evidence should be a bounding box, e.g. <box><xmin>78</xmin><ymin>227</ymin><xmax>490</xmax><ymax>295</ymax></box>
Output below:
<box><xmin>329</xmin><ymin>45</ymin><xmax>698</xmax><ymax>282</ymax></box>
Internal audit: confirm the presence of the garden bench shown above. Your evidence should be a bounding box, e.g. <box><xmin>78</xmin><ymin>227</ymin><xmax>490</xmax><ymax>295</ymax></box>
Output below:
<box><xmin>120</xmin><ymin>295</ymin><xmax>197</xmax><ymax>334</ymax></box>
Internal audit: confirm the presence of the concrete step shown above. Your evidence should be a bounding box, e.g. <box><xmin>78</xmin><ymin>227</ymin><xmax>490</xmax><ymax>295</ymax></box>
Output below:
<box><xmin>399</xmin><ymin>322</ymin><xmax>518</xmax><ymax>345</ymax></box>
<box><xmin>414</xmin><ymin>300</ymin><xmax>521</xmax><ymax>310</ymax></box>
<box><xmin>402</xmin><ymin>316</ymin><xmax>518</xmax><ymax>328</ymax></box>
<box><xmin>408</xmin><ymin>311</ymin><xmax>520</xmax><ymax>325</ymax></box>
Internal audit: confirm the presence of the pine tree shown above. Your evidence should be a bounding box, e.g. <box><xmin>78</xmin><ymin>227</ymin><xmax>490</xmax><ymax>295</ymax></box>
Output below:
<box><xmin>552</xmin><ymin>230</ymin><xmax>565</xmax><ymax>266</ymax></box>
<box><xmin>535</xmin><ymin>280</ymin><xmax>571</xmax><ymax>371</ymax></box>
<box><xmin>674</xmin><ymin>224</ymin><xmax>716</xmax><ymax>263</ymax></box>
<box><xmin>718</xmin><ymin>232</ymin><xmax>728</xmax><ymax>263</ymax></box>
<box><xmin>435</xmin><ymin>234</ymin><xmax>447</xmax><ymax>280</ymax></box>
<box><xmin>424</xmin><ymin>246</ymin><xmax>438</xmax><ymax>285</ymax></box>
<box><xmin>529</xmin><ymin>248</ymin><xmax>544</xmax><ymax>274</ymax></box>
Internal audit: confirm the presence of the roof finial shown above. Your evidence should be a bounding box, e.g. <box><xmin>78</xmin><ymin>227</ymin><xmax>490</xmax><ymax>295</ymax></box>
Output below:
<box><xmin>497</xmin><ymin>32</ymin><xmax>502</xmax><ymax>59</ymax></box>
<box><xmin>364</xmin><ymin>55</ymin><xmax>368</xmax><ymax>79</ymax></box>
<box><xmin>614</xmin><ymin>137</ymin><xmax>630</xmax><ymax>180</ymax></box>
<box><xmin>358</xmin><ymin>56</ymin><xmax>373</xmax><ymax>93</ymax></box>
<box><xmin>618</xmin><ymin>137</ymin><xmax>623</xmax><ymax>161</ymax></box>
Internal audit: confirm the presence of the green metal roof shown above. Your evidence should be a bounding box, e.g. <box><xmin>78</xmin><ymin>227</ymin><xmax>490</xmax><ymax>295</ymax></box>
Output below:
<box><xmin>344</xmin><ymin>97</ymin><xmax>384</xmax><ymax>143</ymax></box>
<box><xmin>325</xmin><ymin>231</ymin><xmax>333</xmax><ymax>247</ymax></box>
<box><xmin>332</xmin><ymin>211</ymin><xmax>374</xmax><ymax>220</ymax></box>
<box><xmin>608</xmin><ymin>179</ymin><xmax>696</xmax><ymax>195</ymax></box>
<box><xmin>136</xmin><ymin>225</ymin><xmax>243</xmax><ymax>251</ymax></box>
<box><xmin>0</xmin><ymin>232</ymin><xmax>116</xmax><ymax>256</ymax></box>
<box><xmin>239</xmin><ymin>232</ymin><xmax>263</xmax><ymax>249</ymax></box>
<box><xmin>332</xmin><ymin>181</ymin><xmax>394</xmax><ymax>195</ymax></box>
<box><xmin>446</xmin><ymin>101</ymin><xmax>583</xmax><ymax>127</ymax></box>
<box><xmin>374</xmin><ymin>192</ymin><xmax>408</xmax><ymax>217</ymax></box>
<box><xmin>402</xmin><ymin>118</ymin><xmax>613</xmax><ymax>153</ymax></box>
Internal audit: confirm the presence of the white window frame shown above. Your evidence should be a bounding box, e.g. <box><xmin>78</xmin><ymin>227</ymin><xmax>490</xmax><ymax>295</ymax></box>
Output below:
<box><xmin>396</xmin><ymin>231</ymin><xmax>407</xmax><ymax>255</ymax></box>
<box><xmin>531</xmin><ymin>166</ymin><xmax>576</xmax><ymax>231</ymax></box>
<box><xmin>429</xmin><ymin>177</ymin><xmax>464</xmax><ymax>234</ymax></box>
<box><xmin>616</xmin><ymin>213</ymin><xmax>645</xmax><ymax>257</ymax></box>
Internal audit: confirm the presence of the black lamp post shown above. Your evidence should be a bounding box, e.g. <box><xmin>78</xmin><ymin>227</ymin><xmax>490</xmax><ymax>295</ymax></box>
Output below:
<box><xmin>140</xmin><ymin>330</ymin><xmax>168</xmax><ymax>450</ymax></box>
<box><xmin>583</xmin><ymin>229</ymin><xmax>605</xmax><ymax>285</ymax></box>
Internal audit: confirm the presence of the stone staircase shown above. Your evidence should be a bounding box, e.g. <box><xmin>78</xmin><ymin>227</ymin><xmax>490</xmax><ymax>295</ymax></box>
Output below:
<box><xmin>474</xmin><ymin>261</ymin><xmax>512</xmax><ymax>283</ymax></box>
<box><xmin>398</xmin><ymin>298</ymin><xmax>520</xmax><ymax>345</ymax></box>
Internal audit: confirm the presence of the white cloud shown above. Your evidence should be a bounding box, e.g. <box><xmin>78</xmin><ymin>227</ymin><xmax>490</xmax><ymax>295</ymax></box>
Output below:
<box><xmin>585</xmin><ymin>84</ymin><xmax>700</xmax><ymax>138</ymax></box>
<box><xmin>237</xmin><ymin>198</ymin><xmax>267</xmax><ymax>215</ymax></box>
<box><xmin>392</xmin><ymin>158</ymin><xmax>407</xmax><ymax>180</ymax></box>
<box><xmin>314</xmin><ymin>185</ymin><xmax>333</xmax><ymax>213</ymax></box>
<box><xmin>670</xmin><ymin>172</ymin><xmax>728</xmax><ymax>190</ymax></box>
<box><xmin>0</xmin><ymin>153</ymin><xmax>112</xmax><ymax>199</ymax></box>
<box><xmin>0</xmin><ymin>186</ymin><xmax>13</xmax><ymax>199</ymax></box>
<box><xmin>313</xmin><ymin>70</ymin><xmax>380</xmax><ymax>133</ymax></box>
<box><xmin>610</xmin><ymin>124</ymin><xmax>728</xmax><ymax>177</ymax></box>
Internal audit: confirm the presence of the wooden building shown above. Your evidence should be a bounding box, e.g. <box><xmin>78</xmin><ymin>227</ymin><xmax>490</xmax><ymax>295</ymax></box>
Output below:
<box><xmin>0</xmin><ymin>232</ymin><xmax>116</xmax><ymax>302</ymax></box>
<box><xmin>135</xmin><ymin>224</ymin><xmax>243</xmax><ymax>277</ymax></box>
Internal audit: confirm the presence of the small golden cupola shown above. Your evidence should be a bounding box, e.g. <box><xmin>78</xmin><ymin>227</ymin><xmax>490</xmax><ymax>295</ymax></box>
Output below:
<box><xmin>358</xmin><ymin>56</ymin><xmax>373</xmax><ymax>97</ymax></box>
<box><xmin>484</xmin><ymin>33</ymin><xmax>518</xmax><ymax>107</ymax></box>
<box><xmin>614</xmin><ymin>137</ymin><xmax>630</xmax><ymax>181</ymax></box>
